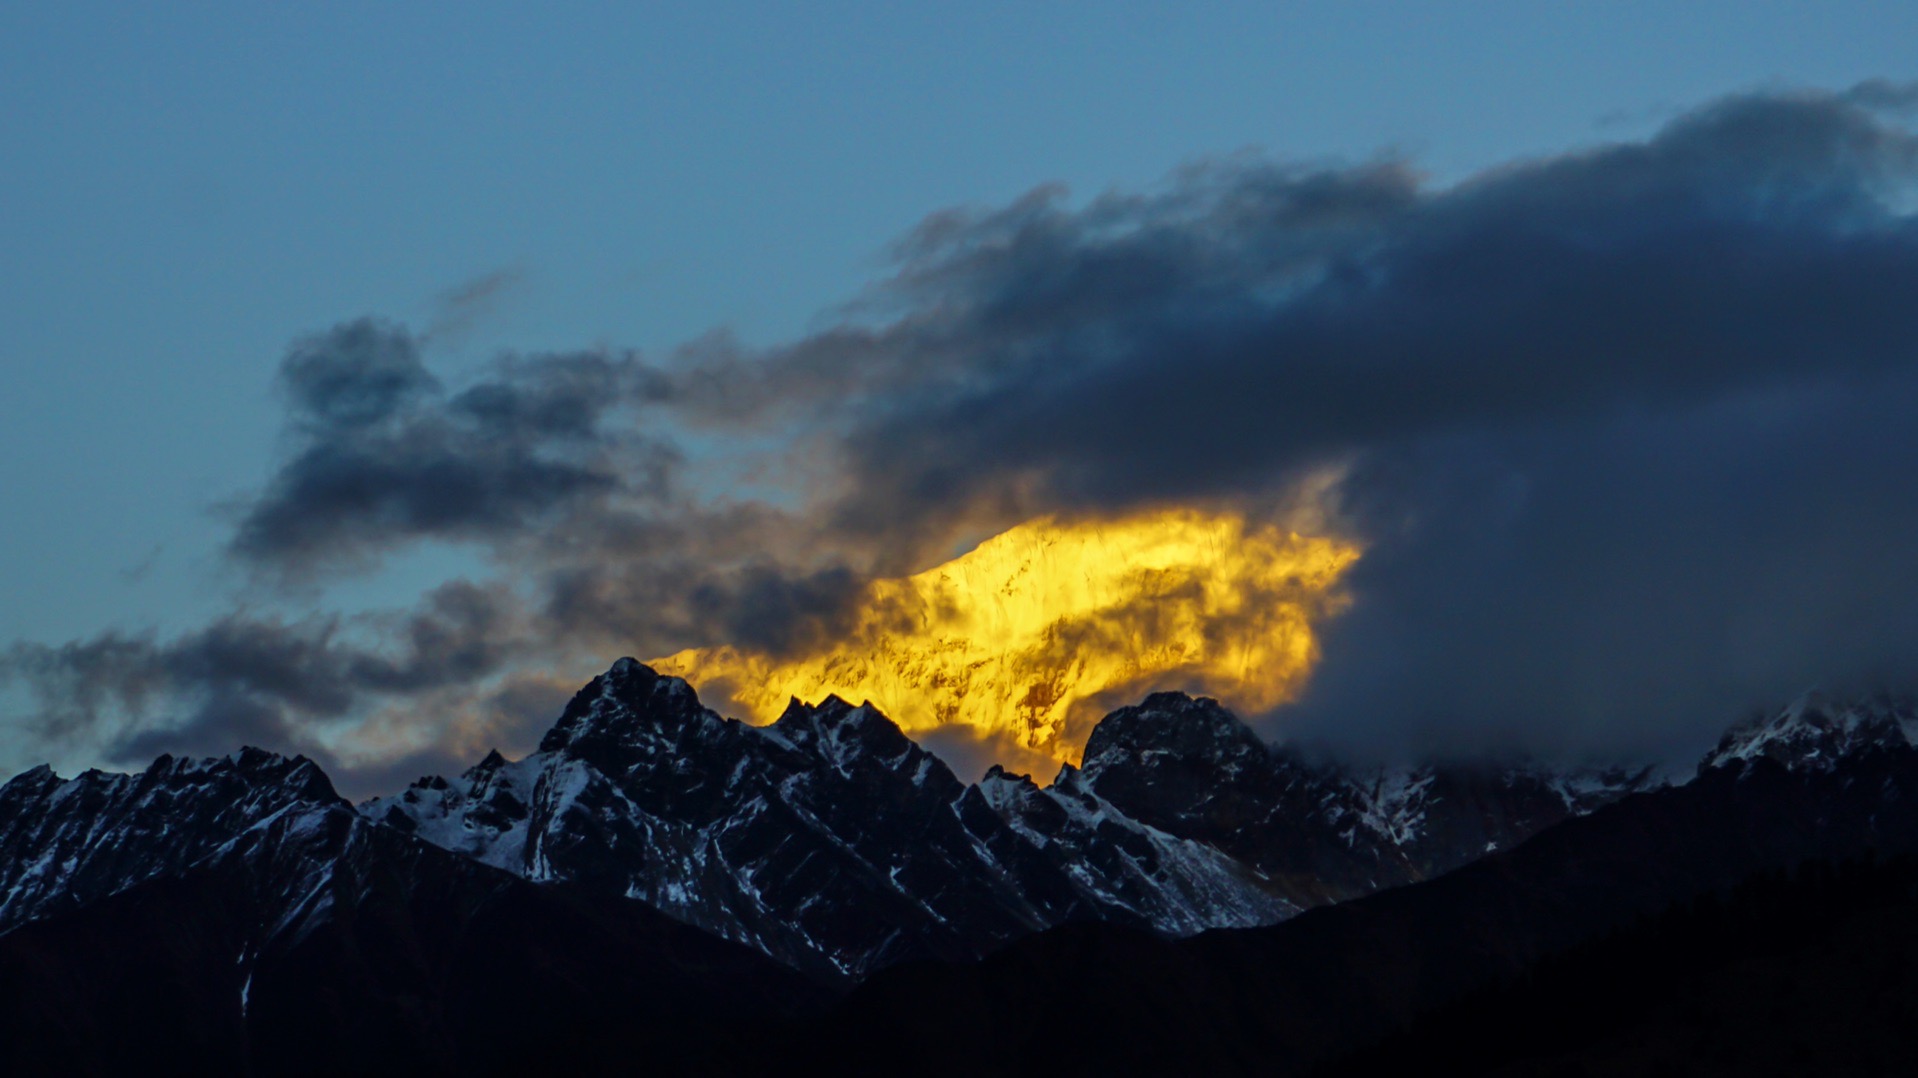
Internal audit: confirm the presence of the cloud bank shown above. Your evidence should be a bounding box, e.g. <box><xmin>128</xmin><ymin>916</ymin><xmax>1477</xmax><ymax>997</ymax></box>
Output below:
<box><xmin>8</xmin><ymin>82</ymin><xmax>1918</xmax><ymax>785</ymax></box>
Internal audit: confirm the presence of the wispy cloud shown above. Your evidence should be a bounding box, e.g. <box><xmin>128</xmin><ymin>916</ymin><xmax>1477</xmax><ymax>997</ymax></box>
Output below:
<box><xmin>425</xmin><ymin>266</ymin><xmax>528</xmax><ymax>344</ymax></box>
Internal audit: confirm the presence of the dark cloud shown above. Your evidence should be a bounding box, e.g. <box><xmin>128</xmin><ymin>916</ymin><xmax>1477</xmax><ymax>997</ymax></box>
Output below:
<box><xmin>230</xmin><ymin>318</ymin><xmax>678</xmax><ymax>575</ymax></box>
<box><xmin>1284</xmin><ymin>368</ymin><xmax>1918</xmax><ymax>761</ymax></box>
<box><xmin>687</xmin><ymin>565</ymin><xmax>865</xmax><ymax>657</ymax></box>
<box><xmin>0</xmin><ymin>580</ymin><xmax>529</xmax><ymax>776</ymax></box>
<box><xmin>808</xmin><ymin>91</ymin><xmax>1918</xmax><ymax>542</ymax></box>
<box><xmin>280</xmin><ymin>317</ymin><xmax>438</xmax><ymax>432</ymax></box>
<box><xmin>536</xmin><ymin>551</ymin><xmax>864</xmax><ymax>663</ymax></box>
<box><xmin>345</xmin><ymin>580</ymin><xmax>527</xmax><ymax>693</ymax></box>
<box><xmin>1846</xmin><ymin>78</ymin><xmax>1918</xmax><ymax>113</ymax></box>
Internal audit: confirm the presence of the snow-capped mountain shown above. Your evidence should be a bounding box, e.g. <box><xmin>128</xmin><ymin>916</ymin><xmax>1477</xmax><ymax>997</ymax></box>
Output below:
<box><xmin>0</xmin><ymin>738</ymin><xmax>813</xmax><ymax>1073</ymax></box>
<box><xmin>793</xmin><ymin>711</ymin><xmax>1918</xmax><ymax>1078</ymax></box>
<box><xmin>1700</xmin><ymin>691</ymin><xmax>1918</xmax><ymax>774</ymax></box>
<box><xmin>0</xmin><ymin>747</ymin><xmax>343</xmax><ymax>933</ymax></box>
<box><xmin>364</xmin><ymin>661</ymin><xmax>1660</xmax><ymax>978</ymax></box>
<box><xmin>362</xmin><ymin>658</ymin><xmax>1285</xmax><ymax>980</ymax></box>
<box><xmin>1072</xmin><ymin>691</ymin><xmax>1663</xmax><ymax>904</ymax></box>
<box><xmin>8</xmin><ymin>659</ymin><xmax>1903</xmax><ymax>994</ymax></box>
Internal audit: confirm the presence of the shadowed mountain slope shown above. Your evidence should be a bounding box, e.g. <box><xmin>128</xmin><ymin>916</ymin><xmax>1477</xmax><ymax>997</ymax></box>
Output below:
<box><xmin>0</xmin><ymin>794</ymin><xmax>816</xmax><ymax>1076</ymax></box>
<box><xmin>365</xmin><ymin>661</ymin><xmax>1656</xmax><ymax>979</ymax></box>
<box><xmin>773</xmin><ymin>736</ymin><xmax>1918</xmax><ymax>1076</ymax></box>
<box><xmin>1322</xmin><ymin>850</ymin><xmax>1918</xmax><ymax>1076</ymax></box>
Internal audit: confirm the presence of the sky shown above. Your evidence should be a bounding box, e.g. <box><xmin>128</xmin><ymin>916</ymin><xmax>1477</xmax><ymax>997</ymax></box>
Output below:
<box><xmin>3</xmin><ymin>3</ymin><xmax>1917</xmax><ymax>791</ymax></box>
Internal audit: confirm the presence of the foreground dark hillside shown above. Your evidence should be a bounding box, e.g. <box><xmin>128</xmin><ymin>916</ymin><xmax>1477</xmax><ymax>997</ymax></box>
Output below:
<box><xmin>1325</xmin><ymin>851</ymin><xmax>1918</xmax><ymax>1076</ymax></box>
<box><xmin>764</xmin><ymin>748</ymin><xmax>1918</xmax><ymax>1076</ymax></box>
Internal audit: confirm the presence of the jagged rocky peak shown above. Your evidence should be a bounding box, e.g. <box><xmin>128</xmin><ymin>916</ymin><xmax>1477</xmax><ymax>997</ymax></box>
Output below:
<box><xmin>360</xmin><ymin>744</ymin><xmax>538</xmax><ymax>871</ymax></box>
<box><xmin>1074</xmin><ymin>686</ymin><xmax>1281</xmax><ymax>797</ymax></box>
<box><xmin>452</xmin><ymin>746</ymin><xmax>521</xmax><ymax>791</ymax></box>
<box><xmin>0</xmin><ymin>745</ymin><xmax>351</xmax><ymax>934</ymax></box>
<box><xmin>771</xmin><ymin>692</ymin><xmax>874</xmax><ymax>735</ymax></box>
<box><xmin>0</xmin><ymin>764</ymin><xmax>60</xmax><ymax>800</ymax></box>
<box><xmin>537</xmin><ymin>657</ymin><xmax>714</xmax><ymax>753</ymax></box>
<box><xmin>1701</xmin><ymin>691</ymin><xmax>1918</xmax><ymax>775</ymax></box>
<box><xmin>769</xmin><ymin>695</ymin><xmax>968</xmax><ymax>802</ymax></box>
<box><xmin>217</xmin><ymin>745</ymin><xmax>341</xmax><ymax>802</ymax></box>
<box><xmin>351</xmin><ymin>662</ymin><xmax>1887</xmax><ymax>983</ymax></box>
<box><xmin>2</xmin><ymin>745</ymin><xmax>343</xmax><ymax>813</ymax></box>
<box><xmin>775</xmin><ymin>694</ymin><xmax>927</xmax><ymax>761</ymax></box>
<box><xmin>979</xmin><ymin>763</ymin><xmax>1042</xmax><ymax>798</ymax></box>
<box><xmin>975</xmin><ymin>764</ymin><xmax>1060</xmax><ymax>822</ymax></box>
<box><xmin>1081</xmin><ymin>691</ymin><xmax>1274</xmax><ymax>779</ymax></box>
<box><xmin>1071</xmin><ymin>693</ymin><xmax>1311</xmax><ymax>853</ymax></box>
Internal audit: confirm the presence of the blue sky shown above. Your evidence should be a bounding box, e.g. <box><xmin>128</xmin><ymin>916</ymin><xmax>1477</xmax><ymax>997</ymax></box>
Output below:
<box><xmin>3</xmin><ymin>2</ymin><xmax>1915</xmax><ymax>782</ymax></box>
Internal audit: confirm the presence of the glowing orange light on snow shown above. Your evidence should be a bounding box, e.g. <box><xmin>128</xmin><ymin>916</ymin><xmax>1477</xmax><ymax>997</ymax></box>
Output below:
<box><xmin>654</xmin><ymin>508</ymin><xmax>1358</xmax><ymax>769</ymax></box>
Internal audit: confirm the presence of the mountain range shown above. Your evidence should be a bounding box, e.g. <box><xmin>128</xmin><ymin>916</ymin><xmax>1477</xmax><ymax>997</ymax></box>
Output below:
<box><xmin>2</xmin><ymin>662</ymin><xmax>1916</xmax><ymax>1073</ymax></box>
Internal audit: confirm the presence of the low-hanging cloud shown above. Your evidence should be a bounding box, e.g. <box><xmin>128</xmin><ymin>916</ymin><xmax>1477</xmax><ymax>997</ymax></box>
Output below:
<box><xmin>9</xmin><ymin>81</ymin><xmax>1918</xmax><ymax>785</ymax></box>
<box><xmin>1289</xmin><ymin>370</ymin><xmax>1918</xmax><ymax>761</ymax></box>
<box><xmin>2</xmin><ymin>579</ymin><xmax>528</xmax><ymax>777</ymax></box>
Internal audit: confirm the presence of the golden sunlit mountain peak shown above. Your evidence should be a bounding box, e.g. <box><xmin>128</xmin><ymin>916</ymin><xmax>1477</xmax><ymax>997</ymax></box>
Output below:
<box><xmin>652</xmin><ymin>508</ymin><xmax>1359</xmax><ymax>771</ymax></box>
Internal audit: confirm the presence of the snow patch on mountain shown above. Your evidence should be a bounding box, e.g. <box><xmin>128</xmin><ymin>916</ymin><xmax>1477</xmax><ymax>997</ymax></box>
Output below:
<box><xmin>0</xmin><ymin>747</ymin><xmax>344</xmax><ymax>935</ymax></box>
<box><xmin>1702</xmin><ymin>693</ymin><xmax>1918</xmax><ymax>775</ymax></box>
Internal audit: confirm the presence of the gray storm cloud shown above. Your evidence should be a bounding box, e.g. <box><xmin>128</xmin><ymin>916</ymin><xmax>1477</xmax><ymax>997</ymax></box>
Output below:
<box><xmin>7</xmin><ymin>81</ymin><xmax>1918</xmax><ymax>787</ymax></box>
<box><xmin>228</xmin><ymin>317</ymin><xmax>679</xmax><ymax>577</ymax></box>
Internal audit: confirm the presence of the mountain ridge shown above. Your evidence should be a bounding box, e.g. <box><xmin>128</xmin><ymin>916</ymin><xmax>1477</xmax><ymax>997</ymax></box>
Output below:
<box><xmin>361</xmin><ymin>660</ymin><xmax>1672</xmax><ymax>978</ymax></box>
<box><xmin>1</xmin><ymin>665</ymin><xmax>1900</xmax><ymax>989</ymax></box>
<box><xmin>2</xmin><ymin>665</ymin><xmax>1916</xmax><ymax>1072</ymax></box>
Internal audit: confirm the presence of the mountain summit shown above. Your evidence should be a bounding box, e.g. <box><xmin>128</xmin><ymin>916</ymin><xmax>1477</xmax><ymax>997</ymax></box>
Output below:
<box><xmin>1701</xmin><ymin>692</ymin><xmax>1918</xmax><ymax>775</ymax></box>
